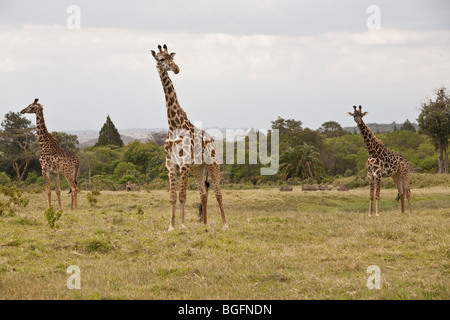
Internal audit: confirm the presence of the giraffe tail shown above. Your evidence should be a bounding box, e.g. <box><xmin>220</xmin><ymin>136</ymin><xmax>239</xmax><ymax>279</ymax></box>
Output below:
<box><xmin>68</xmin><ymin>179</ymin><xmax>78</xmax><ymax>194</ymax></box>
<box><xmin>68</xmin><ymin>162</ymin><xmax>81</xmax><ymax>195</ymax></box>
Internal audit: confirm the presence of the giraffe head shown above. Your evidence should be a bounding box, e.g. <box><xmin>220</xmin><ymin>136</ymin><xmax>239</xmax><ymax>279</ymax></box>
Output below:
<box><xmin>21</xmin><ymin>98</ymin><xmax>43</xmax><ymax>114</ymax></box>
<box><xmin>348</xmin><ymin>105</ymin><xmax>368</xmax><ymax>124</ymax></box>
<box><xmin>150</xmin><ymin>44</ymin><xmax>179</xmax><ymax>74</ymax></box>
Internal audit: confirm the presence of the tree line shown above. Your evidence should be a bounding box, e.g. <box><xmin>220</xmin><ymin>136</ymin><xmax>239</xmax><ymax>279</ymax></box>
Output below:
<box><xmin>0</xmin><ymin>86</ymin><xmax>448</xmax><ymax>189</ymax></box>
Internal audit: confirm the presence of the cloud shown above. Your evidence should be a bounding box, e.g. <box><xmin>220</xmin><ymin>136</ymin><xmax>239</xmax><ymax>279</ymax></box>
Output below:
<box><xmin>0</xmin><ymin>24</ymin><xmax>449</xmax><ymax>131</ymax></box>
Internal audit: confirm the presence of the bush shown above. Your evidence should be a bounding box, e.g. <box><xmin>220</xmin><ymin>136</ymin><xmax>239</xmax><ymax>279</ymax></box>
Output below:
<box><xmin>87</xmin><ymin>189</ymin><xmax>101</xmax><ymax>207</ymax></box>
<box><xmin>410</xmin><ymin>173</ymin><xmax>450</xmax><ymax>188</ymax></box>
<box><xmin>44</xmin><ymin>206</ymin><xmax>63</xmax><ymax>228</ymax></box>
<box><xmin>0</xmin><ymin>185</ymin><xmax>29</xmax><ymax>216</ymax></box>
<box><xmin>113</xmin><ymin>162</ymin><xmax>136</xmax><ymax>182</ymax></box>
<box><xmin>92</xmin><ymin>174</ymin><xmax>116</xmax><ymax>191</ymax></box>
<box><xmin>118</xmin><ymin>174</ymin><xmax>137</xmax><ymax>184</ymax></box>
<box><xmin>25</xmin><ymin>172</ymin><xmax>38</xmax><ymax>185</ymax></box>
<box><xmin>0</xmin><ymin>172</ymin><xmax>11</xmax><ymax>185</ymax></box>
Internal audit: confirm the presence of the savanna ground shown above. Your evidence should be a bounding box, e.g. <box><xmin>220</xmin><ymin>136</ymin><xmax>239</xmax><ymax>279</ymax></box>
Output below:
<box><xmin>0</xmin><ymin>185</ymin><xmax>449</xmax><ymax>300</ymax></box>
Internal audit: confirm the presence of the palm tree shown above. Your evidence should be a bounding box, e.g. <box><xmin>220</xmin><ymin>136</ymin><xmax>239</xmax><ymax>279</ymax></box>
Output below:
<box><xmin>280</xmin><ymin>143</ymin><xmax>321</xmax><ymax>180</ymax></box>
<box><xmin>298</xmin><ymin>143</ymin><xmax>321</xmax><ymax>180</ymax></box>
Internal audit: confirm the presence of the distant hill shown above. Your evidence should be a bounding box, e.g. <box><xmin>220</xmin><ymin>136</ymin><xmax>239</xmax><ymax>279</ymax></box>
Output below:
<box><xmin>66</xmin><ymin>127</ymin><xmax>251</xmax><ymax>148</ymax></box>
<box><xmin>343</xmin><ymin>122</ymin><xmax>419</xmax><ymax>133</ymax></box>
<box><xmin>76</xmin><ymin>135</ymin><xmax>140</xmax><ymax>149</ymax></box>
<box><xmin>65</xmin><ymin>123</ymin><xmax>419</xmax><ymax>149</ymax></box>
<box><xmin>66</xmin><ymin>128</ymin><xmax>166</xmax><ymax>149</ymax></box>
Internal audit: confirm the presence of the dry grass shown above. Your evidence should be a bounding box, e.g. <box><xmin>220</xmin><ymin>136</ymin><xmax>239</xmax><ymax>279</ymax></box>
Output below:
<box><xmin>0</xmin><ymin>186</ymin><xmax>449</xmax><ymax>300</ymax></box>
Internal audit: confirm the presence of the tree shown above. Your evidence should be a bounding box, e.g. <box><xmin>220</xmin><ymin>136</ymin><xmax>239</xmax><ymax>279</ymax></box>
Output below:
<box><xmin>400</xmin><ymin>119</ymin><xmax>416</xmax><ymax>133</ymax></box>
<box><xmin>123</xmin><ymin>140</ymin><xmax>165</xmax><ymax>174</ymax></box>
<box><xmin>319</xmin><ymin>121</ymin><xmax>345</xmax><ymax>138</ymax></box>
<box><xmin>271</xmin><ymin>117</ymin><xmax>303</xmax><ymax>137</ymax></box>
<box><xmin>147</xmin><ymin>130</ymin><xmax>167</xmax><ymax>146</ymax></box>
<box><xmin>51</xmin><ymin>131</ymin><xmax>79</xmax><ymax>152</ymax></box>
<box><xmin>279</xmin><ymin>143</ymin><xmax>321</xmax><ymax>180</ymax></box>
<box><xmin>417</xmin><ymin>86</ymin><xmax>450</xmax><ymax>173</ymax></box>
<box><xmin>95</xmin><ymin>115</ymin><xmax>123</xmax><ymax>147</ymax></box>
<box><xmin>0</xmin><ymin>112</ymin><xmax>38</xmax><ymax>181</ymax></box>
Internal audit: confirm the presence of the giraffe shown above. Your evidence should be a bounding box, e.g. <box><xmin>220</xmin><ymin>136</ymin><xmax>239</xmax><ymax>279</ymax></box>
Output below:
<box><xmin>348</xmin><ymin>105</ymin><xmax>412</xmax><ymax>216</ymax></box>
<box><xmin>21</xmin><ymin>99</ymin><xmax>80</xmax><ymax>210</ymax></box>
<box><xmin>150</xmin><ymin>44</ymin><xmax>228</xmax><ymax>231</ymax></box>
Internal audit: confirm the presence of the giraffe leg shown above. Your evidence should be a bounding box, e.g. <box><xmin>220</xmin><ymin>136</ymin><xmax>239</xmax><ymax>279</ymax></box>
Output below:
<box><xmin>73</xmin><ymin>185</ymin><xmax>78</xmax><ymax>210</ymax></box>
<box><xmin>69</xmin><ymin>179</ymin><xmax>78</xmax><ymax>210</ymax></box>
<box><xmin>207</xmin><ymin>163</ymin><xmax>228</xmax><ymax>230</ymax></box>
<box><xmin>375</xmin><ymin>176</ymin><xmax>381</xmax><ymax>217</ymax></box>
<box><xmin>43</xmin><ymin>169</ymin><xmax>52</xmax><ymax>208</ymax></box>
<box><xmin>392</xmin><ymin>173</ymin><xmax>405</xmax><ymax>213</ymax></box>
<box><xmin>402</xmin><ymin>174</ymin><xmax>413</xmax><ymax>214</ymax></box>
<box><xmin>54</xmin><ymin>174</ymin><xmax>62</xmax><ymax>209</ymax></box>
<box><xmin>166</xmin><ymin>160</ymin><xmax>178</xmax><ymax>231</ymax></box>
<box><xmin>73</xmin><ymin>162</ymin><xmax>80</xmax><ymax>210</ymax></box>
<box><xmin>179</xmin><ymin>164</ymin><xmax>190</xmax><ymax>229</ymax></box>
<box><xmin>191</xmin><ymin>165</ymin><xmax>208</xmax><ymax>225</ymax></box>
<box><xmin>368</xmin><ymin>173</ymin><xmax>375</xmax><ymax>217</ymax></box>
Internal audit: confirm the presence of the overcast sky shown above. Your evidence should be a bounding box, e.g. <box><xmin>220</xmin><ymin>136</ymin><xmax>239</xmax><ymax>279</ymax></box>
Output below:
<box><xmin>1</xmin><ymin>0</ymin><xmax>449</xmax><ymax>132</ymax></box>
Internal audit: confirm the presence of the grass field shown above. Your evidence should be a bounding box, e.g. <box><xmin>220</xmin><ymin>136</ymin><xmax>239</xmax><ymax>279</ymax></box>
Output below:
<box><xmin>0</xmin><ymin>186</ymin><xmax>449</xmax><ymax>300</ymax></box>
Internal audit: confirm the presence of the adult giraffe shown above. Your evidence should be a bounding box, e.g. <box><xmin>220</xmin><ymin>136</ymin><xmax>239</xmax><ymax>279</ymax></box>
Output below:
<box><xmin>150</xmin><ymin>44</ymin><xmax>228</xmax><ymax>231</ymax></box>
<box><xmin>348</xmin><ymin>105</ymin><xmax>412</xmax><ymax>216</ymax></box>
<box><xmin>21</xmin><ymin>99</ymin><xmax>80</xmax><ymax>210</ymax></box>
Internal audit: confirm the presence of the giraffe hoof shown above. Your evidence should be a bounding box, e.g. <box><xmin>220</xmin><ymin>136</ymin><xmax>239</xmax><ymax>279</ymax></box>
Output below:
<box><xmin>168</xmin><ymin>225</ymin><xmax>175</xmax><ymax>232</ymax></box>
<box><xmin>222</xmin><ymin>224</ymin><xmax>229</xmax><ymax>231</ymax></box>
<box><xmin>375</xmin><ymin>214</ymin><xmax>380</xmax><ymax>217</ymax></box>
<box><xmin>181</xmin><ymin>224</ymin><xmax>187</xmax><ymax>229</ymax></box>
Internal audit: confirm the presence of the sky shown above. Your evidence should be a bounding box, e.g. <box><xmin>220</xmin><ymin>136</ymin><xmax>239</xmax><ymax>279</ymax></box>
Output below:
<box><xmin>0</xmin><ymin>0</ymin><xmax>449</xmax><ymax>132</ymax></box>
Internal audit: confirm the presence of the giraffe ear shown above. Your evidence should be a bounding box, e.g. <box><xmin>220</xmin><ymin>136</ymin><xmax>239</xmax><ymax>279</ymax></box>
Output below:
<box><xmin>151</xmin><ymin>50</ymin><xmax>157</xmax><ymax>59</ymax></box>
<box><xmin>170</xmin><ymin>52</ymin><xmax>176</xmax><ymax>59</ymax></box>
<box><xmin>362</xmin><ymin>112</ymin><xmax>368</xmax><ymax>117</ymax></box>
<box><xmin>347</xmin><ymin>112</ymin><xmax>354</xmax><ymax>116</ymax></box>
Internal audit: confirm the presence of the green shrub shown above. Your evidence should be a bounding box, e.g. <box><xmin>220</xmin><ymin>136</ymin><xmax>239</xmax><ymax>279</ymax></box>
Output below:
<box><xmin>0</xmin><ymin>172</ymin><xmax>11</xmax><ymax>185</ymax></box>
<box><xmin>44</xmin><ymin>206</ymin><xmax>63</xmax><ymax>228</ymax></box>
<box><xmin>118</xmin><ymin>174</ymin><xmax>137</xmax><ymax>184</ymax></box>
<box><xmin>25</xmin><ymin>172</ymin><xmax>38</xmax><ymax>185</ymax></box>
<box><xmin>87</xmin><ymin>189</ymin><xmax>101</xmax><ymax>206</ymax></box>
<box><xmin>92</xmin><ymin>174</ymin><xmax>116</xmax><ymax>191</ymax></box>
<box><xmin>0</xmin><ymin>185</ymin><xmax>29</xmax><ymax>216</ymax></box>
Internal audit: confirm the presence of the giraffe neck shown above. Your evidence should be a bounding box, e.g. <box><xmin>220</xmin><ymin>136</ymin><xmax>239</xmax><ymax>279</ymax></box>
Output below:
<box><xmin>35</xmin><ymin>109</ymin><xmax>57</xmax><ymax>148</ymax></box>
<box><xmin>158</xmin><ymin>69</ymin><xmax>188</xmax><ymax>131</ymax></box>
<box><xmin>357</xmin><ymin>120</ymin><xmax>385</xmax><ymax>156</ymax></box>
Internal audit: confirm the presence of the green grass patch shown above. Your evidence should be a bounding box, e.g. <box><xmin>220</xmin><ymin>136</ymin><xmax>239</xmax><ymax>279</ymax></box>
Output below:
<box><xmin>0</xmin><ymin>187</ymin><xmax>448</xmax><ymax>299</ymax></box>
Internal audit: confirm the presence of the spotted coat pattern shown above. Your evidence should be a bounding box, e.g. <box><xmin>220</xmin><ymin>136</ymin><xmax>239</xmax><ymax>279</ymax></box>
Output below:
<box><xmin>21</xmin><ymin>99</ymin><xmax>80</xmax><ymax>210</ymax></box>
<box><xmin>349</xmin><ymin>105</ymin><xmax>412</xmax><ymax>216</ymax></box>
<box><xmin>151</xmin><ymin>44</ymin><xmax>228</xmax><ymax>231</ymax></box>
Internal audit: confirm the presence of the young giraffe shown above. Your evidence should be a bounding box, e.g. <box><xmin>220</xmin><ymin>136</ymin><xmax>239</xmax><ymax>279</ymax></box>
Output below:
<box><xmin>21</xmin><ymin>99</ymin><xmax>80</xmax><ymax>210</ymax></box>
<box><xmin>150</xmin><ymin>44</ymin><xmax>228</xmax><ymax>231</ymax></box>
<box><xmin>348</xmin><ymin>105</ymin><xmax>412</xmax><ymax>216</ymax></box>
